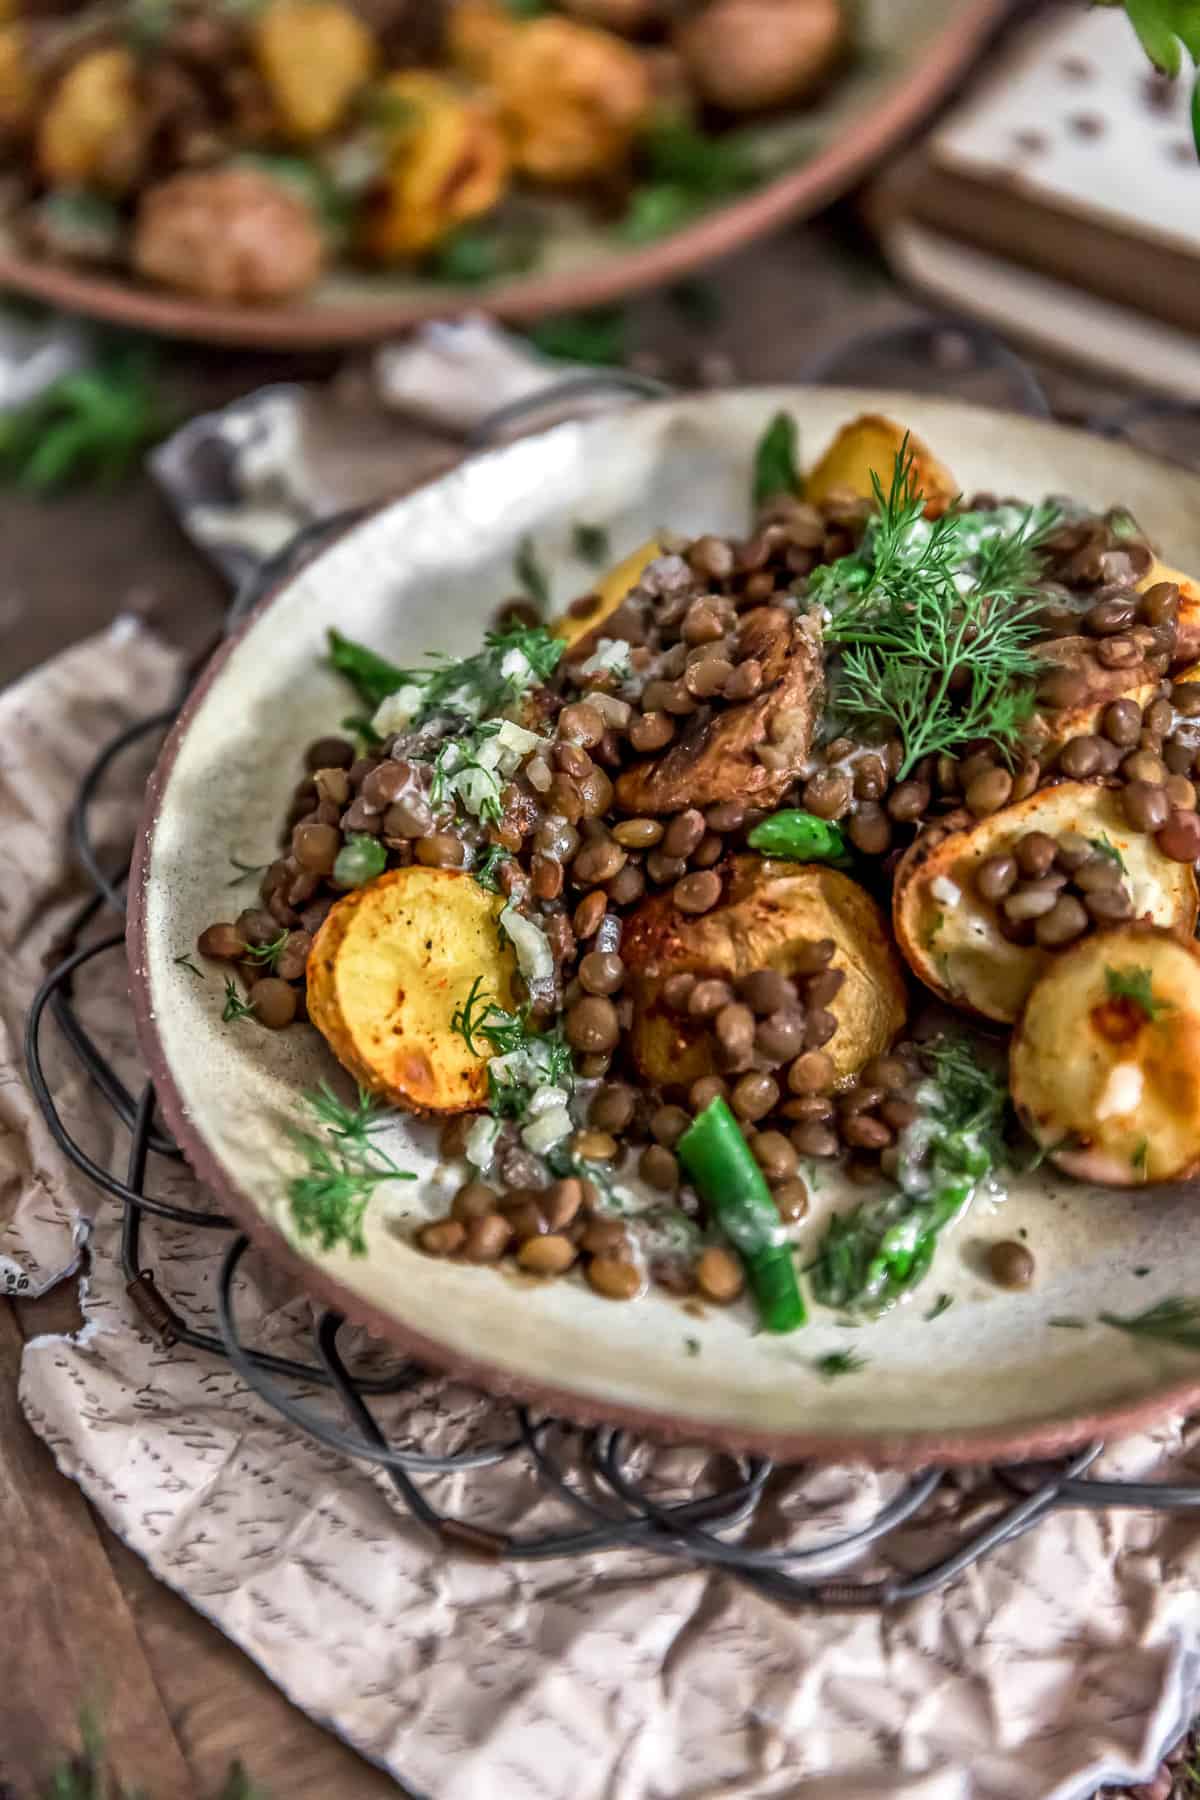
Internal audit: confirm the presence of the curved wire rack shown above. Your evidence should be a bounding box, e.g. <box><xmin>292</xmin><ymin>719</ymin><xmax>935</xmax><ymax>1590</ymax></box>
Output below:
<box><xmin>23</xmin><ymin>319</ymin><xmax>1200</xmax><ymax>1610</ymax></box>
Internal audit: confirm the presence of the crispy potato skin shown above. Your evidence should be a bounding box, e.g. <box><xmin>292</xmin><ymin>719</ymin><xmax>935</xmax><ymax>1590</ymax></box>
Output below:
<box><xmin>252</xmin><ymin>0</ymin><xmax>376</xmax><ymax>143</ymax></box>
<box><xmin>307</xmin><ymin>867</ymin><xmax>518</xmax><ymax>1114</ymax></box>
<box><xmin>623</xmin><ymin>855</ymin><xmax>906</xmax><ymax>1092</ymax></box>
<box><xmin>491</xmin><ymin>16</ymin><xmax>651</xmax><ymax>183</ymax></box>
<box><xmin>804</xmin><ymin>413</ymin><xmax>958</xmax><ymax>518</ymax></box>
<box><xmin>553</xmin><ymin>536</ymin><xmax>663</xmax><ymax>656</ymax></box>
<box><xmin>674</xmin><ymin>0</ymin><xmax>844</xmax><ymax>113</ymax></box>
<box><xmin>614</xmin><ymin>608</ymin><xmax>823</xmax><ymax>814</ymax></box>
<box><xmin>893</xmin><ymin>782</ymin><xmax>1199</xmax><ymax>1026</ymax></box>
<box><xmin>37</xmin><ymin>47</ymin><xmax>144</xmax><ymax>193</ymax></box>
<box><xmin>360</xmin><ymin>71</ymin><xmax>509</xmax><ymax>259</ymax></box>
<box><xmin>1011</xmin><ymin>924</ymin><xmax>1200</xmax><ymax>1185</ymax></box>
<box><xmin>1026</xmin><ymin>629</ymin><xmax>1166</xmax><ymax>757</ymax></box>
<box><xmin>1139</xmin><ymin>557</ymin><xmax>1200</xmax><ymax>665</ymax></box>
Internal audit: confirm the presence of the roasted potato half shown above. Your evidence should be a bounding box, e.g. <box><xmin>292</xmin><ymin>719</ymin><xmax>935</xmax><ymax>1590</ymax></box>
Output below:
<box><xmin>1011</xmin><ymin>924</ymin><xmax>1200</xmax><ymax>1185</ymax></box>
<box><xmin>1026</xmin><ymin>629</ymin><xmax>1166</xmax><ymax>760</ymax></box>
<box><xmin>674</xmin><ymin>0</ymin><xmax>845</xmax><ymax>114</ymax></box>
<box><xmin>553</xmin><ymin>536</ymin><xmax>663</xmax><ymax>656</ymax></box>
<box><xmin>361</xmin><ymin>71</ymin><xmax>509</xmax><ymax>260</ymax></box>
<box><xmin>37</xmin><ymin>47</ymin><xmax>145</xmax><ymax>193</ymax></box>
<box><xmin>803</xmin><ymin>413</ymin><xmax>958</xmax><ymax>518</ymax></box>
<box><xmin>252</xmin><ymin>0</ymin><xmax>376</xmax><ymax>143</ymax></box>
<box><xmin>893</xmin><ymin>782</ymin><xmax>1198</xmax><ymax>1026</ymax></box>
<box><xmin>614</xmin><ymin>607</ymin><xmax>824</xmax><ymax>814</ymax></box>
<box><xmin>307</xmin><ymin>867</ymin><xmax>518</xmax><ymax>1114</ymax></box>
<box><xmin>624</xmin><ymin>856</ymin><xmax>906</xmax><ymax>1092</ymax></box>
<box><xmin>491</xmin><ymin>15</ymin><xmax>651</xmax><ymax>183</ymax></box>
<box><xmin>1138</xmin><ymin>557</ymin><xmax>1200</xmax><ymax>665</ymax></box>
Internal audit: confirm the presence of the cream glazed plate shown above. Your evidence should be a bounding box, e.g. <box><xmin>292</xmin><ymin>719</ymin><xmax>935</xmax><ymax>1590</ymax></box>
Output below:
<box><xmin>129</xmin><ymin>387</ymin><xmax>1200</xmax><ymax>1467</ymax></box>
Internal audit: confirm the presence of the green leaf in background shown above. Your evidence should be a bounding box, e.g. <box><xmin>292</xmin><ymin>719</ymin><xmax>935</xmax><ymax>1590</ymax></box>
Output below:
<box><xmin>527</xmin><ymin>306</ymin><xmax>627</xmax><ymax>365</ymax></box>
<box><xmin>429</xmin><ymin>220</ymin><xmax>541</xmax><ymax>286</ymax></box>
<box><xmin>1101</xmin><ymin>1</ymin><xmax>1200</xmax><ymax>151</ymax></box>
<box><xmin>0</xmin><ymin>346</ymin><xmax>173</xmax><ymax>493</ymax></box>
<box><xmin>620</xmin><ymin>114</ymin><xmax>760</xmax><ymax>242</ymax></box>
<box><xmin>751</xmin><ymin>410</ymin><xmax>802</xmax><ymax>506</ymax></box>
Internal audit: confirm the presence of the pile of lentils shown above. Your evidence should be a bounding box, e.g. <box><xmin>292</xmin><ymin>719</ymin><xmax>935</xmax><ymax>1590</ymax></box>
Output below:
<box><xmin>192</xmin><ymin>487</ymin><xmax>1200</xmax><ymax>1303</ymax></box>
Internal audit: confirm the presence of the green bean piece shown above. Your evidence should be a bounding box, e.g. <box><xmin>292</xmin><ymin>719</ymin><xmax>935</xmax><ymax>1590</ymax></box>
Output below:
<box><xmin>677</xmin><ymin>1097</ymin><xmax>806</xmax><ymax>1333</ymax></box>
<box><xmin>746</xmin><ymin>810</ymin><xmax>849</xmax><ymax>864</ymax></box>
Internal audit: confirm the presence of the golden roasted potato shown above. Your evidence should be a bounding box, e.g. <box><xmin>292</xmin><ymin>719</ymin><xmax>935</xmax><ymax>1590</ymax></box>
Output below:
<box><xmin>614</xmin><ymin>607</ymin><xmax>823</xmax><ymax>814</ymax></box>
<box><xmin>624</xmin><ymin>856</ymin><xmax>906</xmax><ymax>1093</ymax></box>
<box><xmin>447</xmin><ymin>0</ymin><xmax>517</xmax><ymax>77</ymax></box>
<box><xmin>804</xmin><ymin>413</ymin><xmax>958</xmax><ymax>518</ymax></box>
<box><xmin>553</xmin><ymin>536</ymin><xmax>663</xmax><ymax>655</ymax></box>
<box><xmin>491</xmin><ymin>16</ymin><xmax>651</xmax><ymax>183</ymax></box>
<box><xmin>133</xmin><ymin>165</ymin><xmax>326</xmax><ymax>302</ymax></box>
<box><xmin>307</xmin><ymin>866</ymin><xmax>519</xmax><ymax>1114</ymax></box>
<box><xmin>893</xmin><ymin>783</ymin><xmax>1198</xmax><ymax>1026</ymax></box>
<box><xmin>1011</xmin><ymin>924</ymin><xmax>1200</xmax><ymax>1185</ymax></box>
<box><xmin>1026</xmin><ymin>629</ymin><xmax>1166</xmax><ymax>759</ymax></box>
<box><xmin>251</xmin><ymin>0</ymin><xmax>376</xmax><ymax>143</ymax></box>
<box><xmin>360</xmin><ymin>71</ymin><xmax>509</xmax><ymax>260</ymax></box>
<box><xmin>1138</xmin><ymin>556</ymin><xmax>1200</xmax><ymax>665</ymax></box>
<box><xmin>37</xmin><ymin>47</ymin><xmax>145</xmax><ymax>194</ymax></box>
<box><xmin>674</xmin><ymin>0</ymin><xmax>844</xmax><ymax>113</ymax></box>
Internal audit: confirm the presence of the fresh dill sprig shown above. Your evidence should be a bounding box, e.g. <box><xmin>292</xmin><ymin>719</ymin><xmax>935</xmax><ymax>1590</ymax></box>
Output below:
<box><xmin>330</xmin><ymin>622</ymin><xmax>564</xmax><ymax>723</ymax></box>
<box><xmin>450</xmin><ymin>980</ymin><xmax>574</xmax><ymax>1115</ymax></box>
<box><xmin>515</xmin><ymin>536</ymin><xmax>551</xmax><ymax>614</ymax></box>
<box><xmin>243</xmin><ymin>929</ymin><xmax>290</xmax><ymax>972</ymax></box>
<box><xmin>226</xmin><ymin>856</ymin><xmax>270</xmax><ymax>886</ymax></box>
<box><xmin>819</xmin><ymin>443</ymin><xmax>1058</xmax><ymax>777</ymax></box>
<box><xmin>1100</xmin><ymin>1296</ymin><xmax>1200</xmax><ymax>1349</ymax></box>
<box><xmin>173</xmin><ymin>953</ymin><xmax>204</xmax><ymax>979</ymax></box>
<box><xmin>450</xmin><ymin>975</ymin><xmax>524</xmax><ymax>1057</ymax></box>
<box><xmin>1090</xmin><ymin>834</ymin><xmax>1126</xmax><ymax>871</ymax></box>
<box><xmin>814</xmin><ymin>1349</ymin><xmax>867</xmax><ymax>1379</ymax></box>
<box><xmin>221</xmin><ymin>979</ymin><xmax>256</xmax><ymax>1023</ymax></box>
<box><xmin>286</xmin><ymin>1083</ymin><xmax>414</xmax><ymax>1255</ymax></box>
<box><xmin>1104</xmin><ymin>964</ymin><xmax>1172</xmax><ymax>1022</ymax></box>
<box><xmin>473</xmin><ymin>843</ymin><xmax>513</xmax><ymax>892</ymax></box>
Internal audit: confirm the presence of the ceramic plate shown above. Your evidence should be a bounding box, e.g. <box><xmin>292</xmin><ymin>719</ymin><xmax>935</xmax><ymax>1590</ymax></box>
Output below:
<box><xmin>129</xmin><ymin>386</ymin><xmax>1200</xmax><ymax>1466</ymax></box>
<box><xmin>2</xmin><ymin>0</ymin><xmax>999</xmax><ymax>349</ymax></box>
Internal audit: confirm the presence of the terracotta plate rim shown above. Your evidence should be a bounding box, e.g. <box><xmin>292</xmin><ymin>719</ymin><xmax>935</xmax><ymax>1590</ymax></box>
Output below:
<box><xmin>125</xmin><ymin>388</ymin><xmax>1200</xmax><ymax>1468</ymax></box>
<box><xmin>9</xmin><ymin>0</ymin><xmax>1003</xmax><ymax>349</ymax></box>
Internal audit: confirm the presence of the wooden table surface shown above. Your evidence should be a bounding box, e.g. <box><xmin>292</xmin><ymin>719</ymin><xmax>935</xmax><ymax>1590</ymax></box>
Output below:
<box><xmin>0</xmin><ymin>205</ymin><xmax>1144</xmax><ymax>1798</ymax></box>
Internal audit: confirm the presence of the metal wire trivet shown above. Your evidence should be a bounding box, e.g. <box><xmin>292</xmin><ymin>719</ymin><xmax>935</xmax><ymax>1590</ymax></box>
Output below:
<box><xmin>23</xmin><ymin>320</ymin><xmax>1200</xmax><ymax>1611</ymax></box>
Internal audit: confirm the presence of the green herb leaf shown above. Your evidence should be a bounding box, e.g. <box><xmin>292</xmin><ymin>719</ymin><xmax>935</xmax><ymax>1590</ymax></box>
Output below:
<box><xmin>1101</xmin><ymin>1295</ymin><xmax>1200</xmax><ymax>1347</ymax></box>
<box><xmin>684</xmin><ymin>1335</ymin><xmax>701</xmax><ymax>1356</ymax></box>
<box><xmin>924</xmin><ymin>1293</ymin><xmax>953</xmax><ymax>1321</ymax></box>
<box><xmin>752</xmin><ymin>411</ymin><xmax>801</xmax><ymax>507</ymax></box>
<box><xmin>328</xmin><ymin>629</ymin><xmax>407</xmax><ymax>711</ymax></box>
<box><xmin>473</xmin><ymin>842</ymin><xmax>514</xmax><ymax>893</ymax></box>
<box><xmin>1048</xmin><ymin>1316</ymin><xmax>1087</xmax><ymax>1329</ymax></box>
<box><xmin>572</xmin><ymin>521</ymin><xmax>611</xmax><ymax>566</ymax></box>
<box><xmin>243</xmin><ymin>929</ymin><xmax>290</xmax><ymax>973</ymax></box>
<box><xmin>173</xmin><ymin>954</ymin><xmax>204</xmax><ymax>979</ymax></box>
<box><xmin>814</xmin><ymin>1349</ymin><xmax>867</xmax><ymax>1379</ymax></box>
<box><xmin>1104</xmin><ymin>963</ymin><xmax>1172</xmax><ymax>1021</ymax></box>
<box><xmin>221</xmin><ymin>979</ymin><xmax>256</xmax><ymax>1024</ymax></box>
<box><xmin>1132</xmin><ymin>1137</ymin><xmax>1150</xmax><ymax>1174</ymax></box>
<box><xmin>1089</xmin><ymin>834</ymin><xmax>1126</xmax><ymax>871</ymax></box>
<box><xmin>514</xmin><ymin>536</ymin><xmax>550</xmax><ymax>614</ymax></box>
<box><xmin>429</xmin><ymin>221</ymin><xmax>541</xmax><ymax>285</ymax></box>
<box><xmin>286</xmin><ymin>1082</ymin><xmax>414</xmax><ymax>1255</ymax></box>
<box><xmin>0</xmin><ymin>348</ymin><xmax>173</xmax><ymax>493</ymax></box>
<box><xmin>818</xmin><ymin>446</ymin><xmax>1058</xmax><ymax>777</ymax></box>
<box><xmin>809</xmin><ymin>1038</ymin><xmax>1008</xmax><ymax>1315</ymax></box>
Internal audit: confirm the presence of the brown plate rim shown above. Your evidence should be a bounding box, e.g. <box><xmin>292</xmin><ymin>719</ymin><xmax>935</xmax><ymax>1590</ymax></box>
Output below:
<box><xmin>126</xmin><ymin>391</ymin><xmax>1200</xmax><ymax>1469</ymax></box>
<box><xmin>9</xmin><ymin>0</ymin><xmax>1002</xmax><ymax>350</ymax></box>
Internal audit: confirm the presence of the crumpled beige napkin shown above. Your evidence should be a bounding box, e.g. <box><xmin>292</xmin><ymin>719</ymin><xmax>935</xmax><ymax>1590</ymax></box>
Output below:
<box><xmin>5</xmin><ymin>626</ymin><xmax>1200</xmax><ymax>1800</ymax></box>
